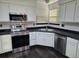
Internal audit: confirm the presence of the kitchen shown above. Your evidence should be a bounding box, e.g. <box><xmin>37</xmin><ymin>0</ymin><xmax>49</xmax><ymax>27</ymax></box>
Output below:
<box><xmin>0</xmin><ymin>0</ymin><xmax>79</xmax><ymax>58</ymax></box>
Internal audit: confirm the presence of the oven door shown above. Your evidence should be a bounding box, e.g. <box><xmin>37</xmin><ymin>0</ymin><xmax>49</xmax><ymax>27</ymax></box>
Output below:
<box><xmin>12</xmin><ymin>35</ymin><xmax>29</xmax><ymax>49</ymax></box>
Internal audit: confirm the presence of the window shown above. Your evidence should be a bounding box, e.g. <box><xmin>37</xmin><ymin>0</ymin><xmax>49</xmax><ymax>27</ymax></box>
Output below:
<box><xmin>49</xmin><ymin>9</ymin><xmax>58</xmax><ymax>23</ymax></box>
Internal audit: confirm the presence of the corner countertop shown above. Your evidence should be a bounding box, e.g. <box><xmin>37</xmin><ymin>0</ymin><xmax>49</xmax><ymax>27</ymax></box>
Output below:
<box><xmin>27</xmin><ymin>24</ymin><xmax>79</xmax><ymax>40</ymax></box>
<box><xmin>27</xmin><ymin>24</ymin><xmax>79</xmax><ymax>33</ymax></box>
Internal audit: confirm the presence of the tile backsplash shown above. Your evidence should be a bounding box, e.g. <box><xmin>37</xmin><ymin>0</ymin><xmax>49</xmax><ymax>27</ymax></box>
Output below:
<box><xmin>0</xmin><ymin>22</ymin><xmax>10</xmax><ymax>29</ymax></box>
<box><xmin>64</xmin><ymin>23</ymin><xmax>79</xmax><ymax>32</ymax></box>
<box><xmin>0</xmin><ymin>21</ymin><xmax>35</xmax><ymax>29</ymax></box>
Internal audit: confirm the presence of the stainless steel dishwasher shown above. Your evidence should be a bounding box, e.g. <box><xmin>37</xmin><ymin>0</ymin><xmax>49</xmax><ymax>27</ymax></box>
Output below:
<box><xmin>54</xmin><ymin>33</ymin><xmax>67</xmax><ymax>55</ymax></box>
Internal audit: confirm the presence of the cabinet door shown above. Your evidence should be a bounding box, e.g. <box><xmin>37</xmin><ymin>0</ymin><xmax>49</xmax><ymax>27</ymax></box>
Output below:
<box><xmin>29</xmin><ymin>32</ymin><xmax>36</xmax><ymax>46</ymax></box>
<box><xmin>1</xmin><ymin>35</ymin><xmax>12</xmax><ymax>53</ymax></box>
<box><xmin>9</xmin><ymin>4</ymin><xmax>26</xmax><ymax>14</ymax></box>
<box><xmin>76</xmin><ymin>42</ymin><xmax>79</xmax><ymax>58</ymax></box>
<box><xmin>59</xmin><ymin>0</ymin><xmax>74</xmax><ymax>4</ymax></box>
<box><xmin>0</xmin><ymin>38</ymin><xmax>2</xmax><ymax>54</ymax></box>
<box><xmin>59</xmin><ymin>4</ymin><xmax>66</xmax><ymax>22</ymax></box>
<box><xmin>66</xmin><ymin>37</ymin><xmax>78</xmax><ymax>58</ymax></box>
<box><xmin>43</xmin><ymin>33</ymin><xmax>55</xmax><ymax>47</ymax></box>
<box><xmin>0</xmin><ymin>3</ymin><xmax>9</xmax><ymax>22</ymax></box>
<box><xmin>52</xmin><ymin>33</ymin><xmax>55</xmax><ymax>47</ymax></box>
<box><xmin>65</xmin><ymin>1</ymin><xmax>76</xmax><ymax>22</ymax></box>
<box><xmin>36</xmin><ymin>32</ymin><xmax>55</xmax><ymax>47</ymax></box>
<box><xmin>74</xmin><ymin>0</ymin><xmax>79</xmax><ymax>22</ymax></box>
<box><xmin>36</xmin><ymin>32</ymin><xmax>44</xmax><ymax>45</ymax></box>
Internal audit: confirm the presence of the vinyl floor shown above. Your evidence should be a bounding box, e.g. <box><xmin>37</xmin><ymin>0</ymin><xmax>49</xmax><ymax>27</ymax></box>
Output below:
<box><xmin>0</xmin><ymin>46</ymin><xmax>67</xmax><ymax>58</ymax></box>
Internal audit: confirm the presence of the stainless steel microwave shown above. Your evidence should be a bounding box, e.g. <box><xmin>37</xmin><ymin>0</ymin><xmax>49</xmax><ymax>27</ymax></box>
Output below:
<box><xmin>9</xmin><ymin>14</ymin><xmax>27</xmax><ymax>21</ymax></box>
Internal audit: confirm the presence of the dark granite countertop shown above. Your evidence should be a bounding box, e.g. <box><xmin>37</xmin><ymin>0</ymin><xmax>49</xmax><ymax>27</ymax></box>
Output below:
<box><xmin>27</xmin><ymin>25</ymin><xmax>79</xmax><ymax>40</ymax></box>
<box><xmin>0</xmin><ymin>29</ymin><xmax>11</xmax><ymax>35</ymax></box>
<box><xmin>27</xmin><ymin>25</ymin><xmax>79</xmax><ymax>33</ymax></box>
<box><xmin>0</xmin><ymin>25</ymin><xmax>79</xmax><ymax>40</ymax></box>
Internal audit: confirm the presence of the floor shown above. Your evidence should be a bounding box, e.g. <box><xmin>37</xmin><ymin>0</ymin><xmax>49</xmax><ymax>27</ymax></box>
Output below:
<box><xmin>0</xmin><ymin>46</ymin><xmax>67</xmax><ymax>58</ymax></box>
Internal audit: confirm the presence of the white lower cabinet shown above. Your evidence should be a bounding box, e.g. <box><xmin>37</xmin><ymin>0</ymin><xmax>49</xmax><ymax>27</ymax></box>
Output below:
<box><xmin>1</xmin><ymin>35</ymin><xmax>12</xmax><ymax>53</ymax></box>
<box><xmin>77</xmin><ymin>42</ymin><xmax>79</xmax><ymax>58</ymax></box>
<box><xmin>0</xmin><ymin>40</ymin><xmax>2</xmax><ymax>54</ymax></box>
<box><xmin>0</xmin><ymin>35</ymin><xmax>12</xmax><ymax>54</ymax></box>
<box><xmin>29</xmin><ymin>32</ymin><xmax>36</xmax><ymax>46</ymax></box>
<box><xmin>29</xmin><ymin>32</ymin><xmax>55</xmax><ymax>47</ymax></box>
<box><xmin>66</xmin><ymin>37</ymin><xmax>78</xmax><ymax>58</ymax></box>
<box><xmin>36</xmin><ymin>32</ymin><xmax>55</xmax><ymax>47</ymax></box>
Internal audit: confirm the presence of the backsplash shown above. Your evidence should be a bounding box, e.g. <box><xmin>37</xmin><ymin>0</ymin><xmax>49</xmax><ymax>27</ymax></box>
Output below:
<box><xmin>0</xmin><ymin>22</ymin><xmax>10</xmax><ymax>29</ymax></box>
<box><xmin>0</xmin><ymin>21</ymin><xmax>35</xmax><ymax>30</ymax></box>
<box><xmin>64</xmin><ymin>23</ymin><xmax>79</xmax><ymax>32</ymax></box>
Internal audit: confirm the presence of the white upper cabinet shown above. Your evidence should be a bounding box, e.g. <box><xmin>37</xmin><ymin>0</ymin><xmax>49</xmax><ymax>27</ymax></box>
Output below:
<box><xmin>66</xmin><ymin>37</ymin><xmax>78</xmax><ymax>58</ymax></box>
<box><xmin>59</xmin><ymin>0</ymin><xmax>76</xmax><ymax>22</ymax></box>
<box><xmin>0</xmin><ymin>3</ymin><xmax>9</xmax><ymax>22</ymax></box>
<box><xmin>59</xmin><ymin>0</ymin><xmax>74</xmax><ymax>4</ymax></box>
<box><xmin>9</xmin><ymin>4</ymin><xmax>26</xmax><ymax>14</ymax></box>
<box><xmin>59</xmin><ymin>4</ymin><xmax>66</xmax><ymax>22</ymax></box>
<box><xmin>74</xmin><ymin>0</ymin><xmax>79</xmax><ymax>22</ymax></box>
<box><xmin>65</xmin><ymin>0</ymin><xmax>76</xmax><ymax>22</ymax></box>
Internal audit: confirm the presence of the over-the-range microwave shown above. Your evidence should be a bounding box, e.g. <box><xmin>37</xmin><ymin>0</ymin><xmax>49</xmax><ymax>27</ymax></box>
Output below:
<box><xmin>9</xmin><ymin>14</ymin><xmax>27</xmax><ymax>21</ymax></box>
